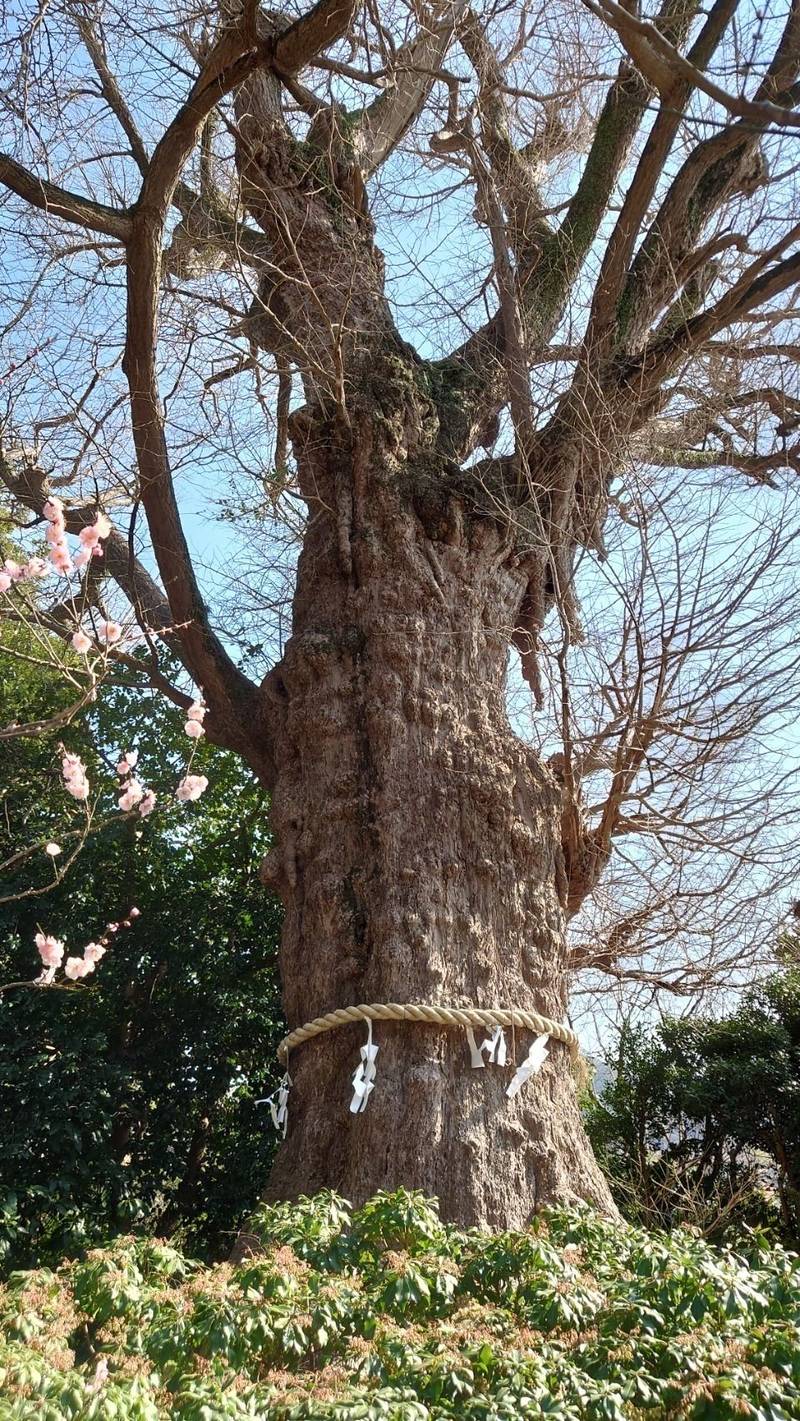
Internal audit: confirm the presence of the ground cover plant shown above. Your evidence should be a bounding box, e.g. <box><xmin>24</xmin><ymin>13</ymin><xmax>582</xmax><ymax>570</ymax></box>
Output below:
<box><xmin>1</xmin><ymin>1188</ymin><xmax>800</xmax><ymax>1420</ymax></box>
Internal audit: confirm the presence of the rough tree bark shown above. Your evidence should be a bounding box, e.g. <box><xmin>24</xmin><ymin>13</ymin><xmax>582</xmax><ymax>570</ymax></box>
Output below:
<box><xmin>257</xmin><ymin>359</ymin><xmax>613</xmax><ymax>1226</ymax></box>
<box><xmin>219</xmin><ymin>13</ymin><xmax>616</xmax><ymax>1226</ymax></box>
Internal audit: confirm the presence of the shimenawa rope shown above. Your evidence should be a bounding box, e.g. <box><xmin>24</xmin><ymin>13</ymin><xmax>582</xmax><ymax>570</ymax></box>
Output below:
<box><xmin>277</xmin><ymin>1002</ymin><xmax>579</xmax><ymax>1064</ymax></box>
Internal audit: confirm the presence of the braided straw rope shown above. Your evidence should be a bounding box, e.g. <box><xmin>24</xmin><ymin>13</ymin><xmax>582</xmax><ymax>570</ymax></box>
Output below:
<box><xmin>278</xmin><ymin>1003</ymin><xmax>579</xmax><ymax>1064</ymax></box>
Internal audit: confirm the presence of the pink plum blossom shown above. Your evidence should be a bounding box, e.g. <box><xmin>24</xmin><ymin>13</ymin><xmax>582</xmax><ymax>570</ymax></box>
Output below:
<box><xmin>79</xmin><ymin>512</ymin><xmax>111</xmax><ymax>541</ymax></box>
<box><xmin>62</xmin><ymin>751</ymin><xmax>90</xmax><ymax>801</ymax></box>
<box><xmin>176</xmin><ymin>774</ymin><xmax>209</xmax><ymax>803</ymax></box>
<box><xmin>118</xmin><ymin>780</ymin><xmax>144</xmax><ymax>811</ymax></box>
<box><xmin>64</xmin><ymin>956</ymin><xmax>91</xmax><ymax>981</ymax></box>
<box><xmin>77</xmin><ymin>512</ymin><xmax>111</xmax><ymax>548</ymax></box>
<box><xmin>31</xmin><ymin>909</ymin><xmax>139</xmax><ymax>986</ymax></box>
<box><xmin>138</xmin><ymin>789</ymin><xmax>156</xmax><ymax>817</ymax></box>
<box><xmin>0</xmin><ymin>573</ymin><xmax>11</xmax><ymax>593</ymax></box>
<box><xmin>45</xmin><ymin>842</ymin><xmax>62</xmax><ymax>856</ymax></box>
<box><xmin>98</xmin><ymin>620</ymin><xmax>122</xmax><ymax>644</ymax></box>
<box><xmin>72</xmin><ymin>629</ymin><xmax>92</xmax><ymax>654</ymax></box>
<box><xmin>186</xmin><ymin>699</ymin><xmax>206</xmax><ymax>723</ymax></box>
<box><xmin>35</xmin><ymin>933</ymin><xmax>65</xmax><ymax>968</ymax></box>
<box><xmin>184</xmin><ymin>719</ymin><xmax>204</xmax><ymax>739</ymax></box>
<box><xmin>43</xmin><ymin>497</ymin><xmax>64</xmax><ymax>523</ymax></box>
<box><xmin>3</xmin><ymin>559</ymin><xmax>21</xmax><ymax>581</ymax></box>
<box><xmin>50</xmin><ymin>542</ymin><xmax>73</xmax><ymax>574</ymax></box>
<box><xmin>73</xmin><ymin>546</ymin><xmax>92</xmax><ymax>569</ymax></box>
<box><xmin>116</xmin><ymin>750</ymin><xmax>138</xmax><ymax>775</ymax></box>
<box><xmin>129</xmin><ymin>906</ymin><xmax>141</xmax><ymax>918</ymax></box>
<box><xmin>24</xmin><ymin>557</ymin><xmax>48</xmax><ymax>578</ymax></box>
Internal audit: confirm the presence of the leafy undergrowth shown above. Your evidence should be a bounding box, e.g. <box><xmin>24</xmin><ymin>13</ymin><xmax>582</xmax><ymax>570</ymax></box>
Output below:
<box><xmin>2</xmin><ymin>1191</ymin><xmax>800</xmax><ymax>1420</ymax></box>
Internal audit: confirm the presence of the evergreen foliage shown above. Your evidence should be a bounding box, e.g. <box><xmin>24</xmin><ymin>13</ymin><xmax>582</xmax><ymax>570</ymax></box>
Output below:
<box><xmin>2</xmin><ymin>1189</ymin><xmax>800</xmax><ymax>1419</ymax></box>
<box><xmin>585</xmin><ymin>960</ymin><xmax>800</xmax><ymax>1244</ymax></box>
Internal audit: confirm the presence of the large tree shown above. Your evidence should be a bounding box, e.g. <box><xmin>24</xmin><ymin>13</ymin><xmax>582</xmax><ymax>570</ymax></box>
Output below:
<box><xmin>1</xmin><ymin>0</ymin><xmax>799</xmax><ymax>1227</ymax></box>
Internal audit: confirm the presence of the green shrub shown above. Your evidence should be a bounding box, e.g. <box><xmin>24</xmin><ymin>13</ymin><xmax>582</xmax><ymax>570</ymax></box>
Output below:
<box><xmin>584</xmin><ymin>963</ymin><xmax>800</xmax><ymax>1246</ymax></box>
<box><xmin>2</xmin><ymin>1190</ymin><xmax>800</xmax><ymax>1418</ymax></box>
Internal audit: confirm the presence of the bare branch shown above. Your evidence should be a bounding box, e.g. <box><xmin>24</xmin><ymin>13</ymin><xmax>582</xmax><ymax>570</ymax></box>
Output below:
<box><xmin>586</xmin><ymin>0</ymin><xmax>800</xmax><ymax>129</ymax></box>
<box><xmin>71</xmin><ymin>7</ymin><xmax>150</xmax><ymax>176</ymax></box>
<box><xmin>357</xmin><ymin>2</ymin><xmax>466</xmax><ymax>174</ymax></box>
<box><xmin>273</xmin><ymin>0</ymin><xmax>361</xmax><ymax>75</ymax></box>
<box><xmin>585</xmin><ymin>0</ymin><xmax>738</xmax><ymax>358</ymax></box>
<box><xmin>0</xmin><ymin>153</ymin><xmax>131</xmax><ymax>241</ymax></box>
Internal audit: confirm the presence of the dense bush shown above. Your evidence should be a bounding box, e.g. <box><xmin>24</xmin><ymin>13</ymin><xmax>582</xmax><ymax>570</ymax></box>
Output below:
<box><xmin>2</xmin><ymin>1188</ymin><xmax>800</xmax><ymax>1419</ymax></box>
<box><xmin>584</xmin><ymin>959</ymin><xmax>800</xmax><ymax>1245</ymax></box>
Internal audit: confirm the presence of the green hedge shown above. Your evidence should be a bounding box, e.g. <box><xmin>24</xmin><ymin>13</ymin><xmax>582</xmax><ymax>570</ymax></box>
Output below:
<box><xmin>2</xmin><ymin>1189</ymin><xmax>799</xmax><ymax>1419</ymax></box>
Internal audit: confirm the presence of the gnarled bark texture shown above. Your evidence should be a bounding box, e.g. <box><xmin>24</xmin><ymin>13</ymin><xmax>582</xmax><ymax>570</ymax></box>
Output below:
<box><xmin>257</xmin><ymin>369</ymin><xmax>614</xmax><ymax>1230</ymax></box>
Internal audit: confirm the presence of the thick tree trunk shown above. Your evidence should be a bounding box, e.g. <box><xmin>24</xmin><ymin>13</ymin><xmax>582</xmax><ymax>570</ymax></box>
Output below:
<box><xmin>258</xmin><ymin>387</ymin><xmax>613</xmax><ymax>1231</ymax></box>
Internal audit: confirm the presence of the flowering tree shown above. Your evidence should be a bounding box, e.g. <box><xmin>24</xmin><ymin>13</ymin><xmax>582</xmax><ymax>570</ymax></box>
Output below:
<box><xmin>1</xmin><ymin>0</ymin><xmax>800</xmax><ymax>1228</ymax></box>
<box><xmin>0</xmin><ymin>647</ymin><xmax>282</xmax><ymax>1264</ymax></box>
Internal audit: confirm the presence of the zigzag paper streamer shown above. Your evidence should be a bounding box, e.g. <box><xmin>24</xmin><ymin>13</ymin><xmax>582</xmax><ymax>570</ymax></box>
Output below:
<box><xmin>506</xmin><ymin>1034</ymin><xmax>550</xmax><ymax>1098</ymax></box>
<box><xmin>482</xmin><ymin>1024</ymin><xmax>507</xmax><ymax>1066</ymax></box>
<box><xmin>256</xmin><ymin>1071</ymin><xmax>292</xmax><ymax>1137</ymax></box>
<box><xmin>350</xmin><ymin>1018</ymin><xmax>379</xmax><ymax>1113</ymax></box>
